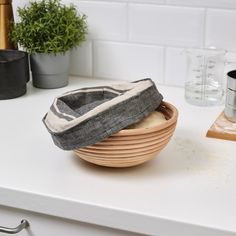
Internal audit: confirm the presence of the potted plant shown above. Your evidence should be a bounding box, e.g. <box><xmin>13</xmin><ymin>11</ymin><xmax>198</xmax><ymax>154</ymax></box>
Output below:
<box><xmin>11</xmin><ymin>0</ymin><xmax>87</xmax><ymax>89</ymax></box>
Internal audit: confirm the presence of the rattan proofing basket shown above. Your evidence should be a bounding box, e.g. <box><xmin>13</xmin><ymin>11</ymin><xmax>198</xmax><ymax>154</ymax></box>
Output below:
<box><xmin>74</xmin><ymin>101</ymin><xmax>178</xmax><ymax>167</ymax></box>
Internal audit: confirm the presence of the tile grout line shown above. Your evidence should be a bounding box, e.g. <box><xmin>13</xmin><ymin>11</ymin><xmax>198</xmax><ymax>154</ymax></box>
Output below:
<box><xmin>87</xmin><ymin>38</ymin><xmax>189</xmax><ymax>51</ymax></box>
<box><xmin>202</xmin><ymin>8</ymin><xmax>207</xmax><ymax>48</ymax></box>
<box><xmin>76</xmin><ymin>0</ymin><xmax>236</xmax><ymax>10</ymax></box>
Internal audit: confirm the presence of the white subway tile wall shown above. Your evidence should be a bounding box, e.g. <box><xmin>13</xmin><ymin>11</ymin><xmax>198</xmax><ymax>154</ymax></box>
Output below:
<box><xmin>129</xmin><ymin>5</ymin><xmax>205</xmax><ymax>47</ymax></box>
<box><xmin>167</xmin><ymin>0</ymin><xmax>236</xmax><ymax>9</ymax></box>
<box><xmin>70</xmin><ymin>41</ymin><xmax>93</xmax><ymax>77</ymax></box>
<box><xmin>13</xmin><ymin>0</ymin><xmax>236</xmax><ymax>87</ymax></box>
<box><xmin>165</xmin><ymin>47</ymin><xmax>187</xmax><ymax>86</ymax></box>
<box><xmin>206</xmin><ymin>9</ymin><xmax>236</xmax><ymax>51</ymax></box>
<box><xmin>78</xmin><ymin>1</ymin><xmax>127</xmax><ymax>41</ymax></box>
<box><xmin>93</xmin><ymin>41</ymin><xmax>164</xmax><ymax>83</ymax></box>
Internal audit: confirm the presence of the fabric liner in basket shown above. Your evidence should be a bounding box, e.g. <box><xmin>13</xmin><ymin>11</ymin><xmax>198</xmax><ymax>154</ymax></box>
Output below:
<box><xmin>43</xmin><ymin>78</ymin><xmax>163</xmax><ymax>150</ymax></box>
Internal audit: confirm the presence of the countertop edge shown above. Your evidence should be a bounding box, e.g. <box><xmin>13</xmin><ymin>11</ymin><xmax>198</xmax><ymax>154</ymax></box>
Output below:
<box><xmin>0</xmin><ymin>187</ymin><xmax>235</xmax><ymax>236</ymax></box>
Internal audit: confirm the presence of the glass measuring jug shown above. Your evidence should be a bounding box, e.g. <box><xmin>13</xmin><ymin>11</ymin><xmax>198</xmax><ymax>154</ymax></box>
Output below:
<box><xmin>185</xmin><ymin>48</ymin><xmax>226</xmax><ymax>106</ymax></box>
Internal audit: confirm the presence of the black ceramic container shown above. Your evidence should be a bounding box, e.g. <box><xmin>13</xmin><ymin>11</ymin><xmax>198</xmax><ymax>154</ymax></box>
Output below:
<box><xmin>0</xmin><ymin>50</ymin><xmax>29</xmax><ymax>99</ymax></box>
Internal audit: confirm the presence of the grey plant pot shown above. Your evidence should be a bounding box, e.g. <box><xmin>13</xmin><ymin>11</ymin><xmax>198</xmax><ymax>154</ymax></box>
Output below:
<box><xmin>30</xmin><ymin>51</ymin><xmax>71</xmax><ymax>89</ymax></box>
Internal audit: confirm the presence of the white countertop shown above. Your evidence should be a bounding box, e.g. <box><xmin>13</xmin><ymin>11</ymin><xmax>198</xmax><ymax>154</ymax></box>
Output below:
<box><xmin>0</xmin><ymin>77</ymin><xmax>236</xmax><ymax>236</ymax></box>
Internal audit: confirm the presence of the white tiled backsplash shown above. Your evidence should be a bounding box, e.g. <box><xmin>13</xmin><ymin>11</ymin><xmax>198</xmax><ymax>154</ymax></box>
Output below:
<box><xmin>13</xmin><ymin>0</ymin><xmax>236</xmax><ymax>86</ymax></box>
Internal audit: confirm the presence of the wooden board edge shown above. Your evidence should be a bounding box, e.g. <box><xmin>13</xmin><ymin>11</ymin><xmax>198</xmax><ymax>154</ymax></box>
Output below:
<box><xmin>206</xmin><ymin>130</ymin><xmax>236</xmax><ymax>141</ymax></box>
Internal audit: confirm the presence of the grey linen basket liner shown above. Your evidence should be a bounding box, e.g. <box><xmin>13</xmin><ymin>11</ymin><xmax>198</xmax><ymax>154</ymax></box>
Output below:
<box><xmin>43</xmin><ymin>78</ymin><xmax>163</xmax><ymax>150</ymax></box>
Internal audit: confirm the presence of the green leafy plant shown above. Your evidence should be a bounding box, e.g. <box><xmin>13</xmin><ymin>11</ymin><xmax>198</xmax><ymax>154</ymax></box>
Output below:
<box><xmin>11</xmin><ymin>0</ymin><xmax>87</xmax><ymax>54</ymax></box>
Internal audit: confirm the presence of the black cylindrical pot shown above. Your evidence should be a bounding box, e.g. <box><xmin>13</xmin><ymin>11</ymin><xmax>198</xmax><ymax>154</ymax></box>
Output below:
<box><xmin>0</xmin><ymin>50</ymin><xmax>29</xmax><ymax>99</ymax></box>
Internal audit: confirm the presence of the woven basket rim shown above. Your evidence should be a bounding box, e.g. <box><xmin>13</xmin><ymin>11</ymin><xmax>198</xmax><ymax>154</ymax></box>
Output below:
<box><xmin>111</xmin><ymin>101</ymin><xmax>178</xmax><ymax>136</ymax></box>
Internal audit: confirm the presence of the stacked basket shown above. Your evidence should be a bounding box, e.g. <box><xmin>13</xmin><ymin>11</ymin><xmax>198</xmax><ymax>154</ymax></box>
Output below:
<box><xmin>74</xmin><ymin>101</ymin><xmax>178</xmax><ymax>167</ymax></box>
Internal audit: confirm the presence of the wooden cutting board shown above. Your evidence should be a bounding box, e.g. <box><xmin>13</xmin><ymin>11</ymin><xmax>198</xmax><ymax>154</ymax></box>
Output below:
<box><xmin>206</xmin><ymin>112</ymin><xmax>236</xmax><ymax>141</ymax></box>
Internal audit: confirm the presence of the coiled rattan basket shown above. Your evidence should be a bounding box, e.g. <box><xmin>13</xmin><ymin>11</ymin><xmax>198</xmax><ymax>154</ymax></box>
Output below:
<box><xmin>74</xmin><ymin>101</ymin><xmax>178</xmax><ymax>167</ymax></box>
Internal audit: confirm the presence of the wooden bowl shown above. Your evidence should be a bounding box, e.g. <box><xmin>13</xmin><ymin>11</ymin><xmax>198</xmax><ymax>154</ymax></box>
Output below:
<box><xmin>74</xmin><ymin>101</ymin><xmax>178</xmax><ymax>167</ymax></box>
